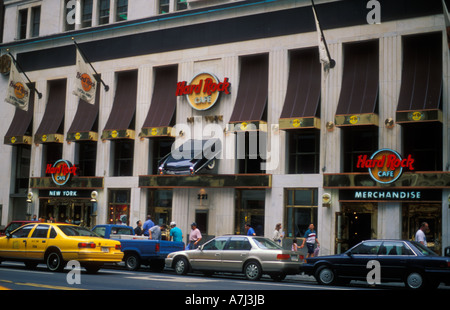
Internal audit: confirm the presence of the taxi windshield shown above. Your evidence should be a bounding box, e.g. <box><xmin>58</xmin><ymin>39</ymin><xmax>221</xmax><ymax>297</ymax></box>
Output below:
<box><xmin>58</xmin><ymin>225</ymin><xmax>100</xmax><ymax>237</ymax></box>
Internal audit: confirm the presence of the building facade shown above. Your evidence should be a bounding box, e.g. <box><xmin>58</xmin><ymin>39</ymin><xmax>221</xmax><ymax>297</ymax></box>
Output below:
<box><xmin>0</xmin><ymin>0</ymin><xmax>449</xmax><ymax>255</ymax></box>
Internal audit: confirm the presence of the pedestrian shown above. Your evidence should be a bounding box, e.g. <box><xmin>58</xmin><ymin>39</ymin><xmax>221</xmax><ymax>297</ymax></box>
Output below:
<box><xmin>415</xmin><ymin>222</ymin><xmax>429</xmax><ymax>247</ymax></box>
<box><xmin>300</xmin><ymin>224</ymin><xmax>320</xmax><ymax>258</ymax></box>
<box><xmin>143</xmin><ymin>215</ymin><xmax>154</xmax><ymax>236</ymax></box>
<box><xmin>149</xmin><ymin>224</ymin><xmax>166</xmax><ymax>240</ymax></box>
<box><xmin>169</xmin><ymin>221</ymin><xmax>183</xmax><ymax>242</ymax></box>
<box><xmin>134</xmin><ymin>220</ymin><xmax>143</xmax><ymax>236</ymax></box>
<box><xmin>291</xmin><ymin>238</ymin><xmax>299</xmax><ymax>251</ymax></box>
<box><xmin>245</xmin><ymin>223</ymin><xmax>256</xmax><ymax>236</ymax></box>
<box><xmin>188</xmin><ymin>222</ymin><xmax>202</xmax><ymax>249</ymax></box>
<box><xmin>31</xmin><ymin>215</ymin><xmax>37</xmax><ymax>221</ymax></box>
<box><xmin>272</xmin><ymin>223</ymin><xmax>283</xmax><ymax>246</ymax></box>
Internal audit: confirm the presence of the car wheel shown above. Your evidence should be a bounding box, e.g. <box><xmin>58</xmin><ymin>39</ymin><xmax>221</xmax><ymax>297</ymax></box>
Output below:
<box><xmin>315</xmin><ymin>265</ymin><xmax>336</xmax><ymax>285</ymax></box>
<box><xmin>46</xmin><ymin>251</ymin><xmax>65</xmax><ymax>272</ymax></box>
<box><xmin>244</xmin><ymin>261</ymin><xmax>262</xmax><ymax>281</ymax></box>
<box><xmin>125</xmin><ymin>253</ymin><xmax>141</xmax><ymax>271</ymax></box>
<box><xmin>270</xmin><ymin>273</ymin><xmax>286</xmax><ymax>282</ymax></box>
<box><xmin>405</xmin><ymin>271</ymin><xmax>425</xmax><ymax>290</ymax></box>
<box><xmin>84</xmin><ymin>264</ymin><xmax>102</xmax><ymax>274</ymax></box>
<box><xmin>174</xmin><ymin>257</ymin><xmax>190</xmax><ymax>275</ymax></box>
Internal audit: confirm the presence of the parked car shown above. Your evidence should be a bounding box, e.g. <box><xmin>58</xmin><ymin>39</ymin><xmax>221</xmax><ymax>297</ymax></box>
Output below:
<box><xmin>0</xmin><ymin>223</ymin><xmax>123</xmax><ymax>273</ymax></box>
<box><xmin>158</xmin><ymin>139</ymin><xmax>221</xmax><ymax>175</ymax></box>
<box><xmin>92</xmin><ymin>224</ymin><xmax>184</xmax><ymax>271</ymax></box>
<box><xmin>0</xmin><ymin>220</ymin><xmax>35</xmax><ymax>236</ymax></box>
<box><xmin>165</xmin><ymin>235</ymin><xmax>302</xmax><ymax>281</ymax></box>
<box><xmin>302</xmin><ymin>239</ymin><xmax>450</xmax><ymax>289</ymax></box>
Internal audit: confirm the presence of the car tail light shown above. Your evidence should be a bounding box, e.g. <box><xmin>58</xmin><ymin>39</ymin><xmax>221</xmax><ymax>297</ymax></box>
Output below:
<box><xmin>155</xmin><ymin>243</ymin><xmax>160</xmax><ymax>252</ymax></box>
<box><xmin>115</xmin><ymin>244</ymin><xmax>121</xmax><ymax>250</ymax></box>
<box><xmin>78</xmin><ymin>242</ymin><xmax>96</xmax><ymax>248</ymax></box>
<box><xmin>277</xmin><ymin>254</ymin><xmax>291</xmax><ymax>260</ymax></box>
<box><xmin>158</xmin><ymin>167</ymin><xmax>164</xmax><ymax>175</ymax></box>
<box><xmin>189</xmin><ymin>167</ymin><xmax>195</xmax><ymax>175</ymax></box>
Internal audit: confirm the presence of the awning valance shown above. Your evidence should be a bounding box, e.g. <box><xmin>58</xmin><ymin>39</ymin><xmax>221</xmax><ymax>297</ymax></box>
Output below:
<box><xmin>35</xmin><ymin>79</ymin><xmax>66</xmax><ymax>144</ymax></box>
<box><xmin>228</xmin><ymin>54</ymin><xmax>268</xmax><ymax>132</ymax></box>
<box><xmin>102</xmin><ymin>70</ymin><xmax>137</xmax><ymax>140</ymax></box>
<box><xmin>335</xmin><ymin>40</ymin><xmax>379</xmax><ymax>126</ymax></box>
<box><xmin>140</xmin><ymin>65</ymin><xmax>178</xmax><ymax>138</ymax></box>
<box><xmin>279</xmin><ymin>48</ymin><xmax>321</xmax><ymax>130</ymax></box>
<box><xmin>396</xmin><ymin>33</ymin><xmax>442</xmax><ymax>123</ymax></box>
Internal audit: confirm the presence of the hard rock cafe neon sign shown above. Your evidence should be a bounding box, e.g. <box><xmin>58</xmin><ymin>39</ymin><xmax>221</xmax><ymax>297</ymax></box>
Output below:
<box><xmin>46</xmin><ymin>159</ymin><xmax>78</xmax><ymax>186</ymax></box>
<box><xmin>176</xmin><ymin>72</ymin><xmax>231</xmax><ymax>111</ymax></box>
<box><xmin>357</xmin><ymin>149</ymin><xmax>415</xmax><ymax>184</ymax></box>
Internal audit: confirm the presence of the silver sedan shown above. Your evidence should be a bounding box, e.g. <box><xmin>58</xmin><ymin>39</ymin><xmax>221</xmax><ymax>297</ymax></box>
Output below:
<box><xmin>165</xmin><ymin>235</ymin><xmax>303</xmax><ymax>281</ymax></box>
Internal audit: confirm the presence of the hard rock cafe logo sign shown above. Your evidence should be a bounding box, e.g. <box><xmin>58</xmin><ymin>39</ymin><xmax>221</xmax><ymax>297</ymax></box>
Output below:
<box><xmin>357</xmin><ymin>149</ymin><xmax>415</xmax><ymax>184</ymax></box>
<box><xmin>46</xmin><ymin>159</ymin><xmax>78</xmax><ymax>186</ymax></box>
<box><xmin>176</xmin><ymin>72</ymin><xmax>231</xmax><ymax>111</ymax></box>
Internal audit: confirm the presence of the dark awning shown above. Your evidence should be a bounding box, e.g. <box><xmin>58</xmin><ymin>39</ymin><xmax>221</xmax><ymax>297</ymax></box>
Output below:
<box><xmin>67</xmin><ymin>87</ymin><xmax>100</xmax><ymax>142</ymax></box>
<box><xmin>101</xmin><ymin>70</ymin><xmax>137</xmax><ymax>140</ymax></box>
<box><xmin>335</xmin><ymin>40</ymin><xmax>379</xmax><ymax>126</ymax></box>
<box><xmin>279</xmin><ymin>48</ymin><xmax>321</xmax><ymax>130</ymax></box>
<box><xmin>4</xmin><ymin>90</ymin><xmax>35</xmax><ymax>145</ymax></box>
<box><xmin>158</xmin><ymin>139</ymin><xmax>222</xmax><ymax>175</ymax></box>
<box><xmin>35</xmin><ymin>79</ymin><xmax>67</xmax><ymax>144</ymax></box>
<box><xmin>396</xmin><ymin>33</ymin><xmax>442</xmax><ymax>123</ymax></box>
<box><xmin>228</xmin><ymin>54</ymin><xmax>268</xmax><ymax>132</ymax></box>
<box><xmin>140</xmin><ymin>65</ymin><xmax>178</xmax><ymax>138</ymax></box>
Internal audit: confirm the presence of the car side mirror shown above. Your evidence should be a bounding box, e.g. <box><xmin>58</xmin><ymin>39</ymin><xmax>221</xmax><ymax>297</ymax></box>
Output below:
<box><xmin>346</xmin><ymin>251</ymin><xmax>352</xmax><ymax>257</ymax></box>
<box><xmin>6</xmin><ymin>232</ymin><xmax>12</xmax><ymax>238</ymax></box>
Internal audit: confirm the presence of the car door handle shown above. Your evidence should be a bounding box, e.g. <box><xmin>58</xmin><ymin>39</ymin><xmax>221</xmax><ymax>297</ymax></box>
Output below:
<box><xmin>215</xmin><ymin>253</ymin><xmax>220</xmax><ymax>256</ymax></box>
<box><xmin>42</xmin><ymin>240</ymin><xmax>46</xmax><ymax>243</ymax></box>
<box><xmin>240</xmin><ymin>253</ymin><xmax>248</xmax><ymax>256</ymax></box>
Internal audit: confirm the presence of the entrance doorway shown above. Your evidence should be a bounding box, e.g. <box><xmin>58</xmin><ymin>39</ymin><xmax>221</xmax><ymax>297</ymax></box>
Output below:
<box><xmin>235</xmin><ymin>190</ymin><xmax>265</xmax><ymax>236</ymax></box>
<box><xmin>335</xmin><ymin>203</ymin><xmax>378</xmax><ymax>253</ymax></box>
<box><xmin>39</xmin><ymin>199</ymin><xmax>92</xmax><ymax>226</ymax></box>
<box><xmin>402</xmin><ymin>204</ymin><xmax>442</xmax><ymax>254</ymax></box>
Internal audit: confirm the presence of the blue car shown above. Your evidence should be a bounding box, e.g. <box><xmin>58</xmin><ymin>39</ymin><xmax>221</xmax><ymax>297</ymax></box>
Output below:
<box><xmin>302</xmin><ymin>240</ymin><xmax>450</xmax><ymax>290</ymax></box>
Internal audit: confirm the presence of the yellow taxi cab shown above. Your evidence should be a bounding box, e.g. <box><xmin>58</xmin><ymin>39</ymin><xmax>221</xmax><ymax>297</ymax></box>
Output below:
<box><xmin>0</xmin><ymin>222</ymin><xmax>123</xmax><ymax>273</ymax></box>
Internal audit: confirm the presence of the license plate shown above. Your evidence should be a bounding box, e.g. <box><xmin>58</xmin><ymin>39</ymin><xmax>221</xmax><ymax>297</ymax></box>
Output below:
<box><xmin>101</xmin><ymin>247</ymin><xmax>109</xmax><ymax>253</ymax></box>
<box><xmin>291</xmin><ymin>255</ymin><xmax>298</xmax><ymax>261</ymax></box>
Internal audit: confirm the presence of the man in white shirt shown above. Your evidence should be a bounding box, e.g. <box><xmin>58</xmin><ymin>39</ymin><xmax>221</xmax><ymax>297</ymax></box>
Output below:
<box><xmin>415</xmin><ymin>222</ymin><xmax>429</xmax><ymax>247</ymax></box>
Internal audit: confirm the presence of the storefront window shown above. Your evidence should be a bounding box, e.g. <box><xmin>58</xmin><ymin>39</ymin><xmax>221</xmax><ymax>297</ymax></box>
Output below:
<box><xmin>285</xmin><ymin>189</ymin><xmax>318</xmax><ymax>238</ymax></box>
<box><xmin>288</xmin><ymin>129</ymin><xmax>320</xmax><ymax>174</ymax></box>
<box><xmin>108</xmin><ymin>189</ymin><xmax>130</xmax><ymax>225</ymax></box>
<box><xmin>237</xmin><ymin>132</ymin><xmax>266</xmax><ymax>174</ymax></box>
<box><xmin>235</xmin><ymin>190</ymin><xmax>265</xmax><ymax>235</ymax></box>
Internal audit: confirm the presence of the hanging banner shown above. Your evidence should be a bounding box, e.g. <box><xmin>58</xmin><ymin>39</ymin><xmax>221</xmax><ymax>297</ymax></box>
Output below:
<box><xmin>5</xmin><ymin>55</ymin><xmax>30</xmax><ymax>111</ymax></box>
<box><xmin>73</xmin><ymin>48</ymin><xmax>97</xmax><ymax>104</ymax></box>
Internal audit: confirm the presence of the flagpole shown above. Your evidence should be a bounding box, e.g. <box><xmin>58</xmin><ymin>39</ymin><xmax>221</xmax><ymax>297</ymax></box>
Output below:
<box><xmin>311</xmin><ymin>0</ymin><xmax>335</xmax><ymax>69</ymax></box>
<box><xmin>72</xmin><ymin>39</ymin><xmax>109</xmax><ymax>92</ymax></box>
<box><xmin>7</xmin><ymin>52</ymin><xmax>43</xmax><ymax>99</ymax></box>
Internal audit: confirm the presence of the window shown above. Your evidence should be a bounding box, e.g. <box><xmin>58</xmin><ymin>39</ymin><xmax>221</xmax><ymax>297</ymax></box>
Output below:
<box><xmin>226</xmin><ymin>237</ymin><xmax>252</xmax><ymax>251</ymax></box>
<box><xmin>82</xmin><ymin>0</ymin><xmax>93</xmax><ymax>28</ymax></box>
<box><xmin>31</xmin><ymin>6</ymin><xmax>41</xmax><ymax>37</ymax></box>
<box><xmin>76</xmin><ymin>141</ymin><xmax>97</xmax><ymax>176</ymax></box>
<box><xmin>288</xmin><ymin>129</ymin><xmax>320</xmax><ymax>174</ymax></box>
<box><xmin>116</xmin><ymin>0</ymin><xmax>128</xmax><ymax>21</ymax></box>
<box><xmin>12</xmin><ymin>225</ymin><xmax>34</xmax><ymax>238</ymax></box>
<box><xmin>237</xmin><ymin>131</ymin><xmax>266</xmax><ymax>174</ymax></box>
<box><xmin>402</xmin><ymin>122</ymin><xmax>442</xmax><ymax>171</ymax></box>
<box><xmin>380</xmin><ymin>241</ymin><xmax>414</xmax><ymax>256</ymax></box>
<box><xmin>285</xmin><ymin>189</ymin><xmax>318</xmax><ymax>239</ymax></box>
<box><xmin>18</xmin><ymin>9</ymin><xmax>28</xmax><ymax>39</ymax></box>
<box><xmin>31</xmin><ymin>225</ymin><xmax>49</xmax><ymax>238</ymax></box>
<box><xmin>159</xmin><ymin>0</ymin><xmax>170</xmax><ymax>14</ymax></box>
<box><xmin>343</xmin><ymin>126</ymin><xmax>378</xmax><ymax>172</ymax></box>
<box><xmin>203</xmin><ymin>237</ymin><xmax>229</xmax><ymax>250</ymax></box>
<box><xmin>177</xmin><ymin>0</ymin><xmax>188</xmax><ymax>11</ymax></box>
<box><xmin>108</xmin><ymin>189</ymin><xmax>130</xmax><ymax>225</ymax></box>
<box><xmin>148</xmin><ymin>189</ymin><xmax>173</xmax><ymax>226</ymax></box>
<box><xmin>98</xmin><ymin>0</ymin><xmax>110</xmax><ymax>25</ymax></box>
<box><xmin>42</xmin><ymin>143</ymin><xmax>63</xmax><ymax>176</ymax></box>
<box><xmin>65</xmin><ymin>0</ymin><xmax>76</xmax><ymax>31</ymax></box>
<box><xmin>113</xmin><ymin>139</ymin><xmax>134</xmax><ymax>176</ymax></box>
<box><xmin>348</xmin><ymin>241</ymin><xmax>382</xmax><ymax>255</ymax></box>
<box><xmin>14</xmin><ymin>145</ymin><xmax>31</xmax><ymax>194</ymax></box>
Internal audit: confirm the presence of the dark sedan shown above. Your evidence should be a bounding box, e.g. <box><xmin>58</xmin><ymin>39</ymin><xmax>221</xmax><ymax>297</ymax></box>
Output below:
<box><xmin>302</xmin><ymin>240</ymin><xmax>450</xmax><ymax>289</ymax></box>
<box><xmin>158</xmin><ymin>139</ymin><xmax>221</xmax><ymax>175</ymax></box>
